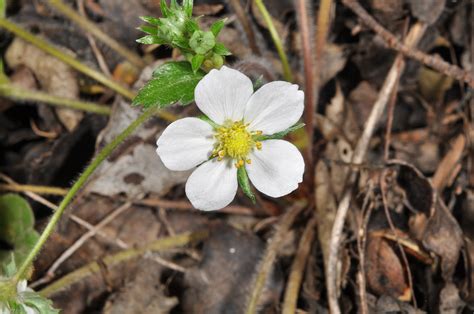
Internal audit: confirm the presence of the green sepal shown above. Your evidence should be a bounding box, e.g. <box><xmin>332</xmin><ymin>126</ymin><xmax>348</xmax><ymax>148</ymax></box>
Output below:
<box><xmin>213</xmin><ymin>42</ymin><xmax>231</xmax><ymax>56</ymax></box>
<box><xmin>191</xmin><ymin>54</ymin><xmax>205</xmax><ymax>73</ymax></box>
<box><xmin>210</xmin><ymin>18</ymin><xmax>226</xmax><ymax>36</ymax></box>
<box><xmin>254</xmin><ymin>123</ymin><xmax>305</xmax><ymax>141</ymax></box>
<box><xmin>183</xmin><ymin>0</ymin><xmax>194</xmax><ymax>17</ymax></box>
<box><xmin>22</xmin><ymin>292</ymin><xmax>60</xmax><ymax>314</ymax></box>
<box><xmin>160</xmin><ymin>0</ymin><xmax>171</xmax><ymax>17</ymax></box>
<box><xmin>138</xmin><ymin>25</ymin><xmax>158</xmax><ymax>35</ymax></box>
<box><xmin>136</xmin><ymin>35</ymin><xmax>165</xmax><ymax>45</ymax></box>
<box><xmin>237</xmin><ymin>166</ymin><xmax>256</xmax><ymax>204</ymax></box>
<box><xmin>132</xmin><ymin>61</ymin><xmax>205</xmax><ymax>108</ymax></box>
<box><xmin>139</xmin><ymin>16</ymin><xmax>161</xmax><ymax>26</ymax></box>
<box><xmin>198</xmin><ymin>114</ymin><xmax>219</xmax><ymax>129</ymax></box>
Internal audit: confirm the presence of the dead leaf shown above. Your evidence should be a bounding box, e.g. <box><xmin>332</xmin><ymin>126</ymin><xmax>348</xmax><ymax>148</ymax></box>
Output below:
<box><xmin>85</xmin><ymin>99</ymin><xmax>189</xmax><ymax>198</ymax></box>
<box><xmin>103</xmin><ymin>259</ymin><xmax>178</xmax><ymax>314</ymax></box>
<box><xmin>5</xmin><ymin>38</ymin><xmax>83</xmax><ymax>131</ymax></box>
<box><xmin>408</xmin><ymin>0</ymin><xmax>446</xmax><ymax>25</ymax></box>
<box><xmin>366</xmin><ymin>232</ymin><xmax>410</xmax><ymax>300</ymax></box>
<box><xmin>182</xmin><ymin>223</ymin><xmax>283</xmax><ymax>313</ymax></box>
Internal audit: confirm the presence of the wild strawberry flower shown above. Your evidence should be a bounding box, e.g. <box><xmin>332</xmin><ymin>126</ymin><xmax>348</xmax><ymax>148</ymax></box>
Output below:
<box><xmin>156</xmin><ymin>66</ymin><xmax>305</xmax><ymax>211</ymax></box>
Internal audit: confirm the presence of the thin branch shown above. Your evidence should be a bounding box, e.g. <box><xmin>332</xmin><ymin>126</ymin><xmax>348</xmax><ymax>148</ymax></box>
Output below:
<box><xmin>282</xmin><ymin>215</ymin><xmax>317</xmax><ymax>314</ymax></box>
<box><xmin>342</xmin><ymin>0</ymin><xmax>474</xmax><ymax>88</ymax></box>
<box><xmin>245</xmin><ymin>203</ymin><xmax>305</xmax><ymax>314</ymax></box>
<box><xmin>326</xmin><ymin>22</ymin><xmax>427</xmax><ymax>314</ymax></box>
<box><xmin>0</xmin><ymin>84</ymin><xmax>112</xmax><ymax>115</ymax></box>
<box><xmin>47</xmin><ymin>0</ymin><xmax>146</xmax><ymax>69</ymax></box>
<box><xmin>39</xmin><ymin>231</ymin><xmax>209</xmax><ymax>297</ymax></box>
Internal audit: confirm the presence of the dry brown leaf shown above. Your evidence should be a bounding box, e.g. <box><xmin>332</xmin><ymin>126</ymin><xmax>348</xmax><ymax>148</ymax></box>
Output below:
<box><xmin>5</xmin><ymin>38</ymin><xmax>83</xmax><ymax>131</ymax></box>
<box><xmin>366</xmin><ymin>232</ymin><xmax>410</xmax><ymax>300</ymax></box>
<box><xmin>408</xmin><ymin>0</ymin><xmax>446</xmax><ymax>25</ymax></box>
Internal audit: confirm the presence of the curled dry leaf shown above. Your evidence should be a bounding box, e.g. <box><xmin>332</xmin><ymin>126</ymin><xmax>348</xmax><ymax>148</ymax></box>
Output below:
<box><xmin>366</xmin><ymin>231</ymin><xmax>410</xmax><ymax>301</ymax></box>
<box><xmin>392</xmin><ymin>161</ymin><xmax>463</xmax><ymax>281</ymax></box>
<box><xmin>5</xmin><ymin>38</ymin><xmax>83</xmax><ymax>131</ymax></box>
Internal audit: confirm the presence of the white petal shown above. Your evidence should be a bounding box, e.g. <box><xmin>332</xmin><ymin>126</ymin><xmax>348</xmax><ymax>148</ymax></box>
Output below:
<box><xmin>244</xmin><ymin>81</ymin><xmax>304</xmax><ymax>134</ymax></box>
<box><xmin>156</xmin><ymin>117</ymin><xmax>215</xmax><ymax>171</ymax></box>
<box><xmin>247</xmin><ymin>140</ymin><xmax>304</xmax><ymax>197</ymax></box>
<box><xmin>195</xmin><ymin>66</ymin><xmax>253</xmax><ymax>124</ymax></box>
<box><xmin>185</xmin><ymin>159</ymin><xmax>238</xmax><ymax>211</ymax></box>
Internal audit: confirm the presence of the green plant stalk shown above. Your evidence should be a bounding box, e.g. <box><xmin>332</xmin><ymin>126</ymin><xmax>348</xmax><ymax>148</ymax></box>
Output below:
<box><xmin>39</xmin><ymin>230</ymin><xmax>208</xmax><ymax>297</ymax></box>
<box><xmin>0</xmin><ymin>18</ymin><xmax>136</xmax><ymax>100</ymax></box>
<box><xmin>46</xmin><ymin>0</ymin><xmax>146</xmax><ymax>69</ymax></box>
<box><xmin>254</xmin><ymin>0</ymin><xmax>293</xmax><ymax>82</ymax></box>
<box><xmin>0</xmin><ymin>84</ymin><xmax>111</xmax><ymax>115</ymax></box>
<box><xmin>13</xmin><ymin>106</ymin><xmax>157</xmax><ymax>283</ymax></box>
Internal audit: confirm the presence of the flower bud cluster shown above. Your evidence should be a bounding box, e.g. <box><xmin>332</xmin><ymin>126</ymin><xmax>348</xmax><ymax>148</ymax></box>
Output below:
<box><xmin>137</xmin><ymin>0</ymin><xmax>231</xmax><ymax>72</ymax></box>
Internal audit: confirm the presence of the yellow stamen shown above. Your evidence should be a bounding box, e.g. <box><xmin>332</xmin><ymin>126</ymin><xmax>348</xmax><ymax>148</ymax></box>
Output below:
<box><xmin>256</xmin><ymin>141</ymin><xmax>262</xmax><ymax>150</ymax></box>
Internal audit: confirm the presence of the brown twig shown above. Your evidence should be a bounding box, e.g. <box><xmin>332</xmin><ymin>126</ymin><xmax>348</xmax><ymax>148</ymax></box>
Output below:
<box><xmin>326</xmin><ymin>22</ymin><xmax>427</xmax><ymax>314</ymax></box>
<box><xmin>294</xmin><ymin>0</ymin><xmax>316</xmax><ymax>185</ymax></box>
<box><xmin>229</xmin><ymin>0</ymin><xmax>260</xmax><ymax>55</ymax></box>
<box><xmin>342</xmin><ymin>0</ymin><xmax>474</xmax><ymax>88</ymax></box>
<box><xmin>282</xmin><ymin>215</ymin><xmax>317</xmax><ymax>314</ymax></box>
<box><xmin>245</xmin><ymin>203</ymin><xmax>306</xmax><ymax>314</ymax></box>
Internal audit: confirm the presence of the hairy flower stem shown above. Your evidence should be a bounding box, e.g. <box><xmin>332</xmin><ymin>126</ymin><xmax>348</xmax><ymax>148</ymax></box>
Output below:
<box><xmin>13</xmin><ymin>107</ymin><xmax>157</xmax><ymax>283</ymax></box>
<box><xmin>254</xmin><ymin>0</ymin><xmax>293</xmax><ymax>82</ymax></box>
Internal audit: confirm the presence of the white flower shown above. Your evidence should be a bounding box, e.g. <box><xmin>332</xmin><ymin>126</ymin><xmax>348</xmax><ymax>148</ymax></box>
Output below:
<box><xmin>156</xmin><ymin>66</ymin><xmax>305</xmax><ymax>211</ymax></box>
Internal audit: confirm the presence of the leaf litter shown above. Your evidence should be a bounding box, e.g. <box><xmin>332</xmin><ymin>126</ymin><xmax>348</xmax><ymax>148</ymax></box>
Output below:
<box><xmin>0</xmin><ymin>0</ymin><xmax>473</xmax><ymax>313</ymax></box>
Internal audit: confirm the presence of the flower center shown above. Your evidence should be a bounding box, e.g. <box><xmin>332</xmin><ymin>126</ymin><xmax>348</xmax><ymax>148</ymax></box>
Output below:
<box><xmin>212</xmin><ymin>120</ymin><xmax>262</xmax><ymax>168</ymax></box>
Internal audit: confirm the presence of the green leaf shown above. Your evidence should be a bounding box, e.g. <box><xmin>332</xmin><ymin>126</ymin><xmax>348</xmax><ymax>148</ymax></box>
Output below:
<box><xmin>136</xmin><ymin>35</ymin><xmax>165</xmax><ymax>45</ymax></box>
<box><xmin>0</xmin><ymin>194</ymin><xmax>39</xmax><ymax>277</ymax></box>
<box><xmin>139</xmin><ymin>16</ymin><xmax>161</xmax><ymax>26</ymax></box>
<box><xmin>213</xmin><ymin>42</ymin><xmax>232</xmax><ymax>56</ymax></box>
<box><xmin>22</xmin><ymin>292</ymin><xmax>60</xmax><ymax>314</ymax></box>
<box><xmin>210</xmin><ymin>18</ymin><xmax>226</xmax><ymax>36</ymax></box>
<box><xmin>132</xmin><ymin>61</ymin><xmax>205</xmax><ymax>108</ymax></box>
<box><xmin>0</xmin><ymin>60</ymin><xmax>9</xmax><ymax>84</ymax></box>
<box><xmin>138</xmin><ymin>25</ymin><xmax>158</xmax><ymax>35</ymax></box>
<box><xmin>238</xmin><ymin>167</ymin><xmax>256</xmax><ymax>203</ymax></box>
<box><xmin>191</xmin><ymin>54</ymin><xmax>205</xmax><ymax>73</ymax></box>
<box><xmin>254</xmin><ymin>123</ymin><xmax>305</xmax><ymax>141</ymax></box>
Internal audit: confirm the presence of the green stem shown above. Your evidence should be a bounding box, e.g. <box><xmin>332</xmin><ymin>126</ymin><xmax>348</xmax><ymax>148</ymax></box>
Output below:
<box><xmin>254</xmin><ymin>0</ymin><xmax>293</xmax><ymax>82</ymax></box>
<box><xmin>0</xmin><ymin>84</ymin><xmax>111</xmax><ymax>115</ymax></box>
<box><xmin>13</xmin><ymin>106</ymin><xmax>157</xmax><ymax>282</ymax></box>
<box><xmin>39</xmin><ymin>230</ymin><xmax>208</xmax><ymax>297</ymax></box>
<box><xmin>46</xmin><ymin>0</ymin><xmax>147</xmax><ymax>69</ymax></box>
<box><xmin>0</xmin><ymin>18</ymin><xmax>136</xmax><ymax>100</ymax></box>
